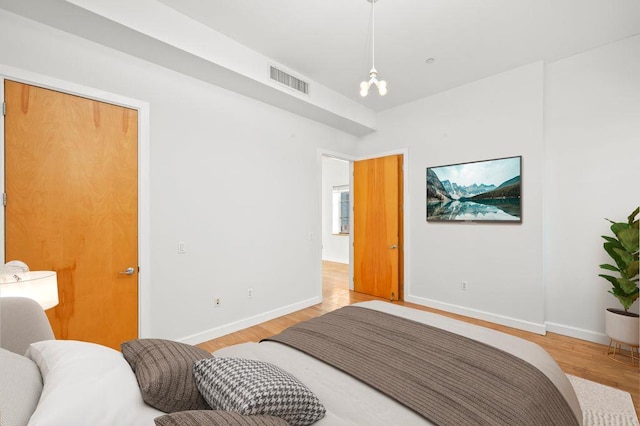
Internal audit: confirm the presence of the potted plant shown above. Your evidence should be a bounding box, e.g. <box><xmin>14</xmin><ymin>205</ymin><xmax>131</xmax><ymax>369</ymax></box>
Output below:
<box><xmin>599</xmin><ymin>206</ymin><xmax>639</xmax><ymax>347</ymax></box>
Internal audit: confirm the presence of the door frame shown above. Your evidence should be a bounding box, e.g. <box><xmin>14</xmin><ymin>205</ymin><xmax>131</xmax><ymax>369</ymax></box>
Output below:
<box><xmin>317</xmin><ymin>148</ymin><xmax>409</xmax><ymax>297</ymax></box>
<box><xmin>0</xmin><ymin>65</ymin><xmax>152</xmax><ymax>337</ymax></box>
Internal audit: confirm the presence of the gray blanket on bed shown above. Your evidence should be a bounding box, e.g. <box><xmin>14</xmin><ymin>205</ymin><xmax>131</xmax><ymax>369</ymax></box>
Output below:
<box><xmin>263</xmin><ymin>305</ymin><xmax>579</xmax><ymax>426</ymax></box>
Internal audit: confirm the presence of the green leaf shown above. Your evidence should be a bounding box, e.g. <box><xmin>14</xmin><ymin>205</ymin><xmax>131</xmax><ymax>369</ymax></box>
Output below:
<box><xmin>618</xmin><ymin>227</ymin><xmax>639</xmax><ymax>253</ymax></box>
<box><xmin>611</xmin><ymin>222</ymin><xmax>629</xmax><ymax>238</ymax></box>
<box><xmin>601</xmin><ymin>236</ymin><xmax>620</xmax><ymax>245</ymax></box>
<box><xmin>602</xmin><ymin>235</ymin><xmax>624</xmax><ymax>248</ymax></box>
<box><xmin>604</xmin><ymin>243</ymin><xmax>628</xmax><ymax>272</ymax></box>
<box><xmin>618</xmin><ymin>277</ymin><xmax>638</xmax><ymax>294</ymax></box>
<box><xmin>609</xmin><ymin>287</ymin><xmax>624</xmax><ymax>297</ymax></box>
<box><xmin>599</xmin><ymin>274</ymin><xmax>621</xmax><ymax>288</ymax></box>
<box><xmin>627</xmin><ymin>206</ymin><xmax>639</xmax><ymax>225</ymax></box>
<box><xmin>613</xmin><ymin>247</ymin><xmax>633</xmax><ymax>268</ymax></box>
<box><xmin>627</xmin><ymin>260</ymin><xmax>639</xmax><ymax>279</ymax></box>
<box><xmin>599</xmin><ymin>263</ymin><xmax>619</xmax><ymax>272</ymax></box>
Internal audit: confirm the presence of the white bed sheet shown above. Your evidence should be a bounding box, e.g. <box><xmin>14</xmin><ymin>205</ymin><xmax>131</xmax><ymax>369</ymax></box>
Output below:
<box><xmin>214</xmin><ymin>300</ymin><xmax>583</xmax><ymax>425</ymax></box>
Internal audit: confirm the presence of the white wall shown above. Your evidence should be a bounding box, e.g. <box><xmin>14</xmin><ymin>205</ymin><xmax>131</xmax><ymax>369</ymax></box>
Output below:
<box><xmin>358</xmin><ymin>63</ymin><xmax>546</xmax><ymax>332</ymax></box>
<box><xmin>357</xmin><ymin>35</ymin><xmax>640</xmax><ymax>342</ymax></box>
<box><xmin>0</xmin><ymin>9</ymin><xmax>358</xmax><ymax>342</ymax></box>
<box><xmin>544</xmin><ymin>35</ymin><xmax>640</xmax><ymax>343</ymax></box>
<box><xmin>321</xmin><ymin>158</ymin><xmax>350</xmax><ymax>264</ymax></box>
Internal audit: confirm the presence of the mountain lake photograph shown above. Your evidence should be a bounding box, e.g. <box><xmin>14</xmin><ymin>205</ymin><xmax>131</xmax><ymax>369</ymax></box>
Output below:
<box><xmin>426</xmin><ymin>156</ymin><xmax>521</xmax><ymax>222</ymax></box>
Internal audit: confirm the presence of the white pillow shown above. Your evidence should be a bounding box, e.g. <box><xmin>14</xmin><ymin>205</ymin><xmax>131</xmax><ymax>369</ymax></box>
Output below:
<box><xmin>25</xmin><ymin>340</ymin><xmax>165</xmax><ymax>426</ymax></box>
<box><xmin>0</xmin><ymin>348</ymin><xmax>42</xmax><ymax>426</ymax></box>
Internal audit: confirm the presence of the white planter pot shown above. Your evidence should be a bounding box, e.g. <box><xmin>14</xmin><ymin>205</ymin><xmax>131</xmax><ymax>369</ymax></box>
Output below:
<box><xmin>605</xmin><ymin>308</ymin><xmax>640</xmax><ymax>346</ymax></box>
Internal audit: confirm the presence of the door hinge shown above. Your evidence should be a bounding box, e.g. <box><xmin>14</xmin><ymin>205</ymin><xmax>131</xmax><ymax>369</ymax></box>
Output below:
<box><xmin>2</xmin><ymin>192</ymin><xmax>6</xmax><ymax>207</ymax></box>
<box><xmin>2</xmin><ymin>102</ymin><xmax>6</xmax><ymax>116</ymax></box>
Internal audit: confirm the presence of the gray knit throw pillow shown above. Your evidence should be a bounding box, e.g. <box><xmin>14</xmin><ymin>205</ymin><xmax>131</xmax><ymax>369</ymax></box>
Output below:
<box><xmin>154</xmin><ymin>410</ymin><xmax>291</xmax><ymax>426</ymax></box>
<box><xmin>122</xmin><ymin>339</ymin><xmax>213</xmax><ymax>413</ymax></box>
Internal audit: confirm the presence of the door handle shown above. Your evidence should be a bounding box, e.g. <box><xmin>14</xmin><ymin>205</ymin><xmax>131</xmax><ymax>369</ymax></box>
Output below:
<box><xmin>390</xmin><ymin>244</ymin><xmax>398</xmax><ymax>249</ymax></box>
<box><xmin>119</xmin><ymin>267</ymin><xmax>135</xmax><ymax>275</ymax></box>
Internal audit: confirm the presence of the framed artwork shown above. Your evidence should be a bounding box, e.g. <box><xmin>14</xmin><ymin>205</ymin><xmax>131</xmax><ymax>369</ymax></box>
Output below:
<box><xmin>426</xmin><ymin>156</ymin><xmax>521</xmax><ymax>222</ymax></box>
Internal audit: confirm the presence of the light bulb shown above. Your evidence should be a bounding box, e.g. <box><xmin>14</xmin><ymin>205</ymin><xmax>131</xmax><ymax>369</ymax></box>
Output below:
<box><xmin>360</xmin><ymin>81</ymin><xmax>369</xmax><ymax>97</ymax></box>
<box><xmin>378</xmin><ymin>80</ymin><xmax>387</xmax><ymax>96</ymax></box>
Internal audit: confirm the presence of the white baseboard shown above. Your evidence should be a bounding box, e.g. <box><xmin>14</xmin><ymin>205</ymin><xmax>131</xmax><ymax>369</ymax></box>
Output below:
<box><xmin>405</xmin><ymin>294</ymin><xmax>547</xmax><ymax>335</ymax></box>
<box><xmin>178</xmin><ymin>296</ymin><xmax>322</xmax><ymax>346</ymax></box>
<box><xmin>176</xmin><ymin>293</ymin><xmax>609</xmax><ymax>347</ymax></box>
<box><xmin>545</xmin><ymin>321</ymin><xmax>609</xmax><ymax>345</ymax></box>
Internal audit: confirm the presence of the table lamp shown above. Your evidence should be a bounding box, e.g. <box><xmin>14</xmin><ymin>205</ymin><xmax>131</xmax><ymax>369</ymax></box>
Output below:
<box><xmin>0</xmin><ymin>270</ymin><xmax>59</xmax><ymax>310</ymax></box>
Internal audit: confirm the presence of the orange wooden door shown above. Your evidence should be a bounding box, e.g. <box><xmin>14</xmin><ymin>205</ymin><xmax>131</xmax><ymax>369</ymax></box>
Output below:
<box><xmin>4</xmin><ymin>80</ymin><xmax>138</xmax><ymax>350</ymax></box>
<box><xmin>353</xmin><ymin>155</ymin><xmax>403</xmax><ymax>300</ymax></box>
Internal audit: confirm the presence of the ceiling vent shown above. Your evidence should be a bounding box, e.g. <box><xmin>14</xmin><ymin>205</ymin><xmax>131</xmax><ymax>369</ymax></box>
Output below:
<box><xmin>269</xmin><ymin>66</ymin><xmax>309</xmax><ymax>95</ymax></box>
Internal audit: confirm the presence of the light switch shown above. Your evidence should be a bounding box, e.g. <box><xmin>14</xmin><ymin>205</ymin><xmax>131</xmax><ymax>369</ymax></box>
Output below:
<box><xmin>178</xmin><ymin>242</ymin><xmax>186</xmax><ymax>254</ymax></box>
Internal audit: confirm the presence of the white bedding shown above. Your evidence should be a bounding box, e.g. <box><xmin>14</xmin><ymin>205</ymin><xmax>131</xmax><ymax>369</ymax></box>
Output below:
<box><xmin>214</xmin><ymin>300</ymin><xmax>583</xmax><ymax>425</ymax></box>
<box><xmin>24</xmin><ymin>340</ymin><xmax>165</xmax><ymax>426</ymax></box>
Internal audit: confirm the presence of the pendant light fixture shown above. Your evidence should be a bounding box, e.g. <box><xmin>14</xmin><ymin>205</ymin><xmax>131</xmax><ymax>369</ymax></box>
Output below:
<box><xmin>360</xmin><ymin>0</ymin><xmax>387</xmax><ymax>97</ymax></box>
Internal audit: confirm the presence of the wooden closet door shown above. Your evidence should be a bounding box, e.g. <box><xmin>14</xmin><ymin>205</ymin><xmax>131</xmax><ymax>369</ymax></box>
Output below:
<box><xmin>4</xmin><ymin>80</ymin><xmax>139</xmax><ymax>350</ymax></box>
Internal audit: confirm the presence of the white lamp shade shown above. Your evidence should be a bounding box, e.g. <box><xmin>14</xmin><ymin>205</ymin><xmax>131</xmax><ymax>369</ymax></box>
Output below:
<box><xmin>0</xmin><ymin>271</ymin><xmax>59</xmax><ymax>310</ymax></box>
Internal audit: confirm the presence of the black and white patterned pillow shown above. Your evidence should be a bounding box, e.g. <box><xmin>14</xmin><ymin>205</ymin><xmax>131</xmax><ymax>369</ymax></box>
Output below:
<box><xmin>193</xmin><ymin>358</ymin><xmax>325</xmax><ymax>426</ymax></box>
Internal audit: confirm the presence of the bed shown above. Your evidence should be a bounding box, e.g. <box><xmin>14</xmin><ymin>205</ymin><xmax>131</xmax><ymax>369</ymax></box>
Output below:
<box><xmin>0</xmin><ymin>297</ymin><xmax>584</xmax><ymax>426</ymax></box>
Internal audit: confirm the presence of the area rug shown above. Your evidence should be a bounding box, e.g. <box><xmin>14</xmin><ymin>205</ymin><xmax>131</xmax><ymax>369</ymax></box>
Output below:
<box><xmin>568</xmin><ymin>375</ymin><xmax>639</xmax><ymax>426</ymax></box>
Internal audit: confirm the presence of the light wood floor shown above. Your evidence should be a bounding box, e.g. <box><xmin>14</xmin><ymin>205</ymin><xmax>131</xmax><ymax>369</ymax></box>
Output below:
<box><xmin>198</xmin><ymin>261</ymin><xmax>640</xmax><ymax>417</ymax></box>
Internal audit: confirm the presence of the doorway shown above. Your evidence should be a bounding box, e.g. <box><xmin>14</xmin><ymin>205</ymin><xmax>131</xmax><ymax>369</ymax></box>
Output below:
<box><xmin>2</xmin><ymin>76</ymin><xmax>148</xmax><ymax>349</ymax></box>
<box><xmin>321</xmin><ymin>156</ymin><xmax>351</xmax><ymax>295</ymax></box>
<box><xmin>319</xmin><ymin>150</ymin><xmax>407</xmax><ymax>303</ymax></box>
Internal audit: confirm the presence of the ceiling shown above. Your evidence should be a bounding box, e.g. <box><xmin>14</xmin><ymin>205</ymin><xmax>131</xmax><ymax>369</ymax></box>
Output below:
<box><xmin>157</xmin><ymin>0</ymin><xmax>640</xmax><ymax>112</ymax></box>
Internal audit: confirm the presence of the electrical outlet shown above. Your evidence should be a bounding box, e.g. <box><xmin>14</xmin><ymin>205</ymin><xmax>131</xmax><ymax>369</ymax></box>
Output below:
<box><xmin>461</xmin><ymin>281</ymin><xmax>468</xmax><ymax>291</ymax></box>
<box><xmin>214</xmin><ymin>296</ymin><xmax>222</xmax><ymax>307</ymax></box>
<box><xmin>247</xmin><ymin>288</ymin><xmax>253</xmax><ymax>298</ymax></box>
